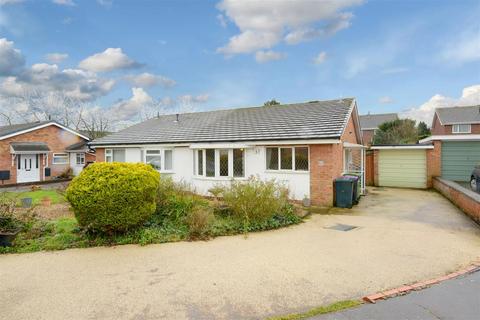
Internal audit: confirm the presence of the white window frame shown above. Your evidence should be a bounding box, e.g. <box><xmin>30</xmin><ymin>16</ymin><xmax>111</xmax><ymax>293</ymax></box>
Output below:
<box><xmin>105</xmin><ymin>149</ymin><xmax>113</xmax><ymax>162</ymax></box>
<box><xmin>265</xmin><ymin>146</ymin><xmax>310</xmax><ymax>173</ymax></box>
<box><xmin>143</xmin><ymin>149</ymin><xmax>173</xmax><ymax>173</ymax></box>
<box><xmin>52</xmin><ymin>153</ymin><xmax>69</xmax><ymax>165</ymax></box>
<box><xmin>76</xmin><ymin>153</ymin><xmax>85</xmax><ymax>165</ymax></box>
<box><xmin>194</xmin><ymin>148</ymin><xmax>245</xmax><ymax>179</ymax></box>
<box><xmin>452</xmin><ymin>124</ymin><xmax>471</xmax><ymax>134</ymax></box>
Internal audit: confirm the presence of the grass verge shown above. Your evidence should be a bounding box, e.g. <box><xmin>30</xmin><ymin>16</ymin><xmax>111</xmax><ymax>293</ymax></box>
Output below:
<box><xmin>5</xmin><ymin>189</ymin><xmax>65</xmax><ymax>206</ymax></box>
<box><xmin>266</xmin><ymin>300</ymin><xmax>362</xmax><ymax>320</ymax></box>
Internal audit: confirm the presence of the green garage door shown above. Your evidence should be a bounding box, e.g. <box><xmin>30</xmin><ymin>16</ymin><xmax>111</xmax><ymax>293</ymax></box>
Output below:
<box><xmin>378</xmin><ymin>149</ymin><xmax>427</xmax><ymax>188</ymax></box>
<box><xmin>441</xmin><ymin>141</ymin><xmax>480</xmax><ymax>182</ymax></box>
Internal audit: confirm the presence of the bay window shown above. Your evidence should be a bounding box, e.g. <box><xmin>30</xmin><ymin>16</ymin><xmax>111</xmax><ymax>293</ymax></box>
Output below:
<box><xmin>195</xmin><ymin>148</ymin><xmax>245</xmax><ymax>178</ymax></box>
<box><xmin>266</xmin><ymin>146</ymin><xmax>309</xmax><ymax>172</ymax></box>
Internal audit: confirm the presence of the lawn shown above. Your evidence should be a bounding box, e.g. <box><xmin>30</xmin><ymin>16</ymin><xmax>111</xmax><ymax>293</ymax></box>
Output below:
<box><xmin>1</xmin><ymin>169</ymin><xmax>304</xmax><ymax>255</ymax></box>
<box><xmin>5</xmin><ymin>189</ymin><xmax>66</xmax><ymax>206</ymax></box>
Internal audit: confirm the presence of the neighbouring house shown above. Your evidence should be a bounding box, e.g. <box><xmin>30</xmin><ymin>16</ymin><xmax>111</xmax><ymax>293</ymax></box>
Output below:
<box><xmin>90</xmin><ymin>98</ymin><xmax>365</xmax><ymax>206</ymax></box>
<box><xmin>420</xmin><ymin>105</ymin><xmax>480</xmax><ymax>182</ymax></box>
<box><xmin>0</xmin><ymin>121</ymin><xmax>94</xmax><ymax>185</ymax></box>
<box><xmin>359</xmin><ymin>113</ymin><xmax>398</xmax><ymax>146</ymax></box>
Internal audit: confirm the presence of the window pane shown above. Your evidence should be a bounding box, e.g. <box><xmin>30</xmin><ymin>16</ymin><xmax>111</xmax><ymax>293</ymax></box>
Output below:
<box><xmin>146</xmin><ymin>150</ymin><xmax>161</xmax><ymax>170</ymax></box>
<box><xmin>53</xmin><ymin>153</ymin><xmax>69</xmax><ymax>164</ymax></box>
<box><xmin>206</xmin><ymin>149</ymin><xmax>215</xmax><ymax>177</ymax></box>
<box><xmin>266</xmin><ymin>147</ymin><xmax>278</xmax><ymax>170</ymax></box>
<box><xmin>113</xmin><ymin>149</ymin><xmax>125</xmax><ymax>162</ymax></box>
<box><xmin>164</xmin><ymin>150</ymin><xmax>173</xmax><ymax>170</ymax></box>
<box><xmin>219</xmin><ymin>150</ymin><xmax>229</xmax><ymax>176</ymax></box>
<box><xmin>233</xmin><ymin>149</ymin><xmax>244</xmax><ymax>177</ymax></box>
<box><xmin>295</xmin><ymin>147</ymin><xmax>309</xmax><ymax>171</ymax></box>
<box><xmin>197</xmin><ymin>150</ymin><xmax>203</xmax><ymax>175</ymax></box>
<box><xmin>280</xmin><ymin>148</ymin><xmax>292</xmax><ymax>170</ymax></box>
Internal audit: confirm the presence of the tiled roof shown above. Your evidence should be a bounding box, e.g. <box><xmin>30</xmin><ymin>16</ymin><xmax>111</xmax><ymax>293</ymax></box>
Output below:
<box><xmin>91</xmin><ymin>98</ymin><xmax>356</xmax><ymax>146</ymax></box>
<box><xmin>436</xmin><ymin>105</ymin><xmax>480</xmax><ymax>125</ymax></box>
<box><xmin>10</xmin><ymin>142</ymin><xmax>50</xmax><ymax>152</ymax></box>
<box><xmin>359</xmin><ymin>113</ymin><xmax>398</xmax><ymax>130</ymax></box>
<box><xmin>0</xmin><ymin>121</ymin><xmax>51</xmax><ymax>138</ymax></box>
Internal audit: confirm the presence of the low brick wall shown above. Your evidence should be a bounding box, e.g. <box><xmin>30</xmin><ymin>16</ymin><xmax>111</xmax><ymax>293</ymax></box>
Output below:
<box><xmin>433</xmin><ymin>177</ymin><xmax>480</xmax><ymax>223</ymax></box>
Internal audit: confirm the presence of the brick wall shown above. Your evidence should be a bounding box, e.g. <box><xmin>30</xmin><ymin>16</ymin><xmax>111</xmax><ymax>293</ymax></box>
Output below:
<box><xmin>373</xmin><ymin>149</ymin><xmax>379</xmax><ymax>186</ymax></box>
<box><xmin>309</xmin><ymin>111</ymin><xmax>362</xmax><ymax>206</ymax></box>
<box><xmin>433</xmin><ymin>178</ymin><xmax>480</xmax><ymax>224</ymax></box>
<box><xmin>0</xmin><ymin>125</ymin><xmax>84</xmax><ymax>184</ymax></box>
<box><xmin>309</xmin><ymin>143</ymin><xmax>344</xmax><ymax>206</ymax></box>
<box><xmin>95</xmin><ymin>148</ymin><xmax>105</xmax><ymax>162</ymax></box>
<box><xmin>426</xmin><ymin>141</ymin><xmax>442</xmax><ymax>188</ymax></box>
<box><xmin>362</xmin><ymin>129</ymin><xmax>374</xmax><ymax>145</ymax></box>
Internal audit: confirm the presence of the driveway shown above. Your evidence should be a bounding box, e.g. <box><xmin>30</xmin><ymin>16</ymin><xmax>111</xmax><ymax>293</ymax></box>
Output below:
<box><xmin>1</xmin><ymin>188</ymin><xmax>479</xmax><ymax>320</ymax></box>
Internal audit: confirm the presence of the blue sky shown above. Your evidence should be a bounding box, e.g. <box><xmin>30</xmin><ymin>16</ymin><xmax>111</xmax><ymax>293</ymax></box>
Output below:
<box><xmin>0</xmin><ymin>0</ymin><xmax>479</xmax><ymax>127</ymax></box>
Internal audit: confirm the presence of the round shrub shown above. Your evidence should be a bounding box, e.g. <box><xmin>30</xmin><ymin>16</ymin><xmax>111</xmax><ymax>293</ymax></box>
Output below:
<box><xmin>66</xmin><ymin>162</ymin><xmax>160</xmax><ymax>234</ymax></box>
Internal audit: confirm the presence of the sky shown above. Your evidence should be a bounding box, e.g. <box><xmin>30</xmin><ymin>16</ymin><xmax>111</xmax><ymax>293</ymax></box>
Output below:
<box><xmin>0</xmin><ymin>0</ymin><xmax>479</xmax><ymax>128</ymax></box>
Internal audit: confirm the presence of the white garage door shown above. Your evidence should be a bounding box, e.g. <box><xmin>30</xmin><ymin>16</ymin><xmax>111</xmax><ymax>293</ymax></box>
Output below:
<box><xmin>378</xmin><ymin>149</ymin><xmax>427</xmax><ymax>189</ymax></box>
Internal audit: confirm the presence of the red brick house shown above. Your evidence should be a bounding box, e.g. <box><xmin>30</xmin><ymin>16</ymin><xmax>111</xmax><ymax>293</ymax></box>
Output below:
<box><xmin>359</xmin><ymin>113</ymin><xmax>398</xmax><ymax>146</ymax></box>
<box><xmin>431</xmin><ymin>105</ymin><xmax>480</xmax><ymax>135</ymax></box>
<box><xmin>421</xmin><ymin>105</ymin><xmax>480</xmax><ymax>182</ymax></box>
<box><xmin>0</xmin><ymin>121</ymin><xmax>93</xmax><ymax>185</ymax></box>
<box><xmin>90</xmin><ymin>98</ymin><xmax>365</xmax><ymax>207</ymax></box>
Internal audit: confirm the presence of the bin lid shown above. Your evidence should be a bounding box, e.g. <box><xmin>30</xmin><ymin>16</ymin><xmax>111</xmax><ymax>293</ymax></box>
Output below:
<box><xmin>335</xmin><ymin>177</ymin><xmax>353</xmax><ymax>182</ymax></box>
<box><xmin>343</xmin><ymin>175</ymin><xmax>359</xmax><ymax>181</ymax></box>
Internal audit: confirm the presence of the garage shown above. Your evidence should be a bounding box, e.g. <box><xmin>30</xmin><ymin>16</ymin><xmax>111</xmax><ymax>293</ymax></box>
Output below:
<box><xmin>372</xmin><ymin>146</ymin><xmax>432</xmax><ymax>189</ymax></box>
<box><xmin>442</xmin><ymin>141</ymin><xmax>480</xmax><ymax>182</ymax></box>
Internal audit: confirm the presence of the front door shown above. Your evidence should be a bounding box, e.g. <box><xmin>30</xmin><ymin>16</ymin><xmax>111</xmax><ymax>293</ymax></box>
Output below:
<box><xmin>17</xmin><ymin>154</ymin><xmax>40</xmax><ymax>183</ymax></box>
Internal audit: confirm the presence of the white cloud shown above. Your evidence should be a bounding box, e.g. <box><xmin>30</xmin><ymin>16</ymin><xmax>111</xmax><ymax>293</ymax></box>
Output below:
<box><xmin>109</xmin><ymin>87</ymin><xmax>153</xmax><ymax>121</ymax></box>
<box><xmin>52</xmin><ymin>0</ymin><xmax>75</xmax><ymax>6</ymax></box>
<box><xmin>313</xmin><ymin>51</ymin><xmax>327</xmax><ymax>64</ymax></box>
<box><xmin>285</xmin><ymin>12</ymin><xmax>353</xmax><ymax>44</ymax></box>
<box><xmin>401</xmin><ymin>84</ymin><xmax>480</xmax><ymax>124</ymax></box>
<box><xmin>0</xmin><ymin>38</ymin><xmax>25</xmax><ymax>76</ymax></box>
<box><xmin>0</xmin><ymin>63</ymin><xmax>115</xmax><ymax>102</ymax></box>
<box><xmin>216</xmin><ymin>0</ymin><xmax>362</xmax><ymax>56</ymax></box>
<box><xmin>45</xmin><ymin>53</ymin><xmax>69</xmax><ymax>64</ymax></box>
<box><xmin>0</xmin><ymin>0</ymin><xmax>24</xmax><ymax>5</ymax></box>
<box><xmin>441</xmin><ymin>26</ymin><xmax>480</xmax><ymax>64</ymax></box>
<box><xmin>379</xmin><ymin>96</ymin><xmax>393</xmax><ymax>104</ymax></box>
<box><xmin>124</xmin><ymin>72</ymin><xmax>176</xmax><ymax>88</ymax></box>
<box><xmin>255</xmin><ymin>50</ymin><xmax>286</xmax><ymax>63</ymax></box>
<box><xmin>79</xmin><ymin>48</ymin><xmax>141</xmax><ymax>72</ymax></box>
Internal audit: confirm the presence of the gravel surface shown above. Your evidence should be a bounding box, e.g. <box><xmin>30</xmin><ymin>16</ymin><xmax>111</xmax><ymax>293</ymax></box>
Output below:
<box><xmin>1</xmin><ymin>188</ymin><xmax>479</xmax><ymax>320</ymax></box>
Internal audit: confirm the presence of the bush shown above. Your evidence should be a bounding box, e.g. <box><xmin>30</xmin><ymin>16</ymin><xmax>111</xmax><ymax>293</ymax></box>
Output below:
<box><xmin>66</xmin><ymin>163</ymin><xmax>160</xmax><ymax>234</ymax></box>
<box><xmin>0</xmin><ymin>193</ymin><xmax>22</xmax><ymax>233</ymax></box>
<box><xmin>187</xmin><ymin>206</ymin><xmax>214</xmax><ymax>239</ymax></box>
<box><xmin>222</xmin><ymin>177</ymin><xmax>290</xmax><ymax>226</ymax></box>
<box><xmin>154</xmin><ymin>177</ymin><xmax>206</xmax><ymax>223</ymax></box>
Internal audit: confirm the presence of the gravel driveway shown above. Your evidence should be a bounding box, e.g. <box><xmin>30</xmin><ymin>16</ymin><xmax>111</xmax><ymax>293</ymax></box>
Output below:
<box><xmin>1</xmin><ymin>188</ymin><xmax>479</xmax><ymax>320</ymax></box>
